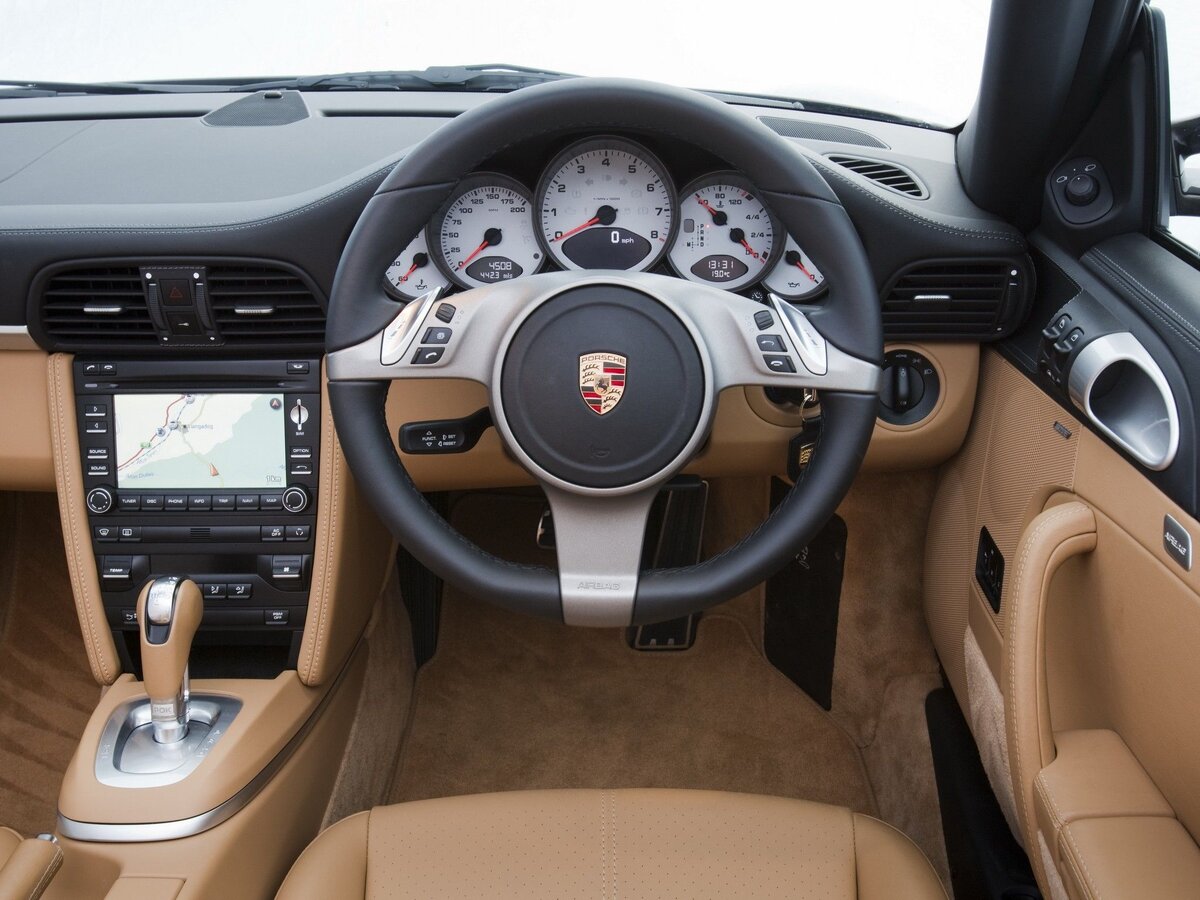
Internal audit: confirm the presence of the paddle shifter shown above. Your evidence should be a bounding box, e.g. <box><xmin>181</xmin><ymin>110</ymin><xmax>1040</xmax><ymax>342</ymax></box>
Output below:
<box><xmin>137</xmin><ymin>575</ymin><xmax>203</xmax><ymax>744</ymax></box>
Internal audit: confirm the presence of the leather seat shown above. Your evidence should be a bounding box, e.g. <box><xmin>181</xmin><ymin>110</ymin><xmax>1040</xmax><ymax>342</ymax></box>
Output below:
<box><xmin>0</xmin><ymin>827</ymin><xmax>62</xmax><ymax>900</ymax></box>
<box><xmin>277</xmin><ymin>789</ymin><xmax>946</xmax><ymax>899</ymax></box>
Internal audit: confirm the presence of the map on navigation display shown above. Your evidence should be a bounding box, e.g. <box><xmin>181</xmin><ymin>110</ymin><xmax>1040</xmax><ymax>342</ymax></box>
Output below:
<box><xmin>114</xmin><ymin>392</ymin><xmax>286</xmax><ymax>489</ymax></box>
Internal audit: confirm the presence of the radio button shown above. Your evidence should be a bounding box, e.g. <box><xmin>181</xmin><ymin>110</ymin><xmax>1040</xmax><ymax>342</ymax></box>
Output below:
<box><xmin>86</xmin><ymin>487</ymin><xmax>114</xmax><ymax>514</ymax></box>
<box><xmin>86</xmin><ymin>463</ymin><xmax>110</xmax><ymax>478</ymax></box>
<box><xmin>85</xmin><ymin>420</ymin><xmax>108</xmax><ymax>434</ymax></box>
<box><xmin>236</xmin><ymin>494</ymin><xmax>259</xmax><ymax>510</ymax></box>
<box><xmin>188</xmin><ymin>495</ymin><xmax>212</xmax><ymax>511</ymax></box>
<box><xmin>282</xmin><ymin>487</ymin><xmax>309</xmax><ymax>514</ymax></box>
<box><xmin>262</xmin><ymin>525</ymin><xmax>286</xmax><ymax>542</ymax></box>
<box><xmin>117</xmin><ymin>494</ymin><xmax>140</xmax><ymax>511</ymax></box>
<box><xmin>289</xmin><ymin>462</ymin><xmax>313</xmax><ymax>477</ymax></box>
<box><xmin>213</xmin><ymin>494</ymin><xmax>236</xmax><ymax>510</ymax></box>
<box><xmin>259</xmin><ymin>493</ymin><xmax>283</xmax><ymax>511</ymax></box>
<box><xmin>86</xmin><ymin>447</ymin><xmax>109</xmax><ymax>460</ymax></box>
<box><xmin>83</xmin><ymin>403</ymin><xmax>108</xmax><ymax>417</ymax></box>
<box><xmin>141</xmin><ymin>494</ymin><xmax>164</xmax><ymax>510</ymax></box>
<box><xmin>164</xmin><ymin>494</ymin><xmax>188</xmax><ymax>511</ymax></box>
<box><xmin>289</xmin><ymin>446</ymin><xmax>312</xmax><ymax>460</ymax></box>
<box><xmin>228</xmin><ymin>583</ymin><xmax>253</xmax><ymax>599</ymax></box>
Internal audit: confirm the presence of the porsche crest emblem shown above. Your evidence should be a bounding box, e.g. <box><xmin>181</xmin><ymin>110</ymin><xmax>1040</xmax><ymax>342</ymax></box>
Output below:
<box><xmin>579</xmin><ymin>352</ymin><xmax>627</xmax><ymax>416</ymax></box>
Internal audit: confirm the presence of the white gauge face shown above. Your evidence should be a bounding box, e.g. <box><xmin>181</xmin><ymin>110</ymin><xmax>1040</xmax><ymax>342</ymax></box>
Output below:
<box><xmin>669</xmin><ymin>174</ymin><xmax>779</xmax><ymax>291</ymax></box>
<box><xmin>433</xmin><ymin>173</ymin><xmax>543</xmax><ymax>289</ymax></box>
<box><xmin>538</xmin><ymin>137</ymin><xmax>675</xmax><ymax>272</ymax></box>
<box><xmin>761</xmin><ymin>235</ymin><xmax>827</xmax><ymax>300</ymax></box>
<box><xmin>385</xmin><ymin>230</ymin><xmax>451</xmax><ymax>300</ymax></box>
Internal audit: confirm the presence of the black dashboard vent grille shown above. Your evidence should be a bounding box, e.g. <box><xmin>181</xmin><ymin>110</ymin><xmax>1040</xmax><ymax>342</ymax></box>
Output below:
<box><xmin>208</xmin><ymin>265</ymin><xmax>325</xmax><ymax>346</ymax></box>
<box><xmin>39</xmin><ymin>266</ymin><xmax>156</xmax><ymax>344</ymax></box>
<box><xmin>826</xmin><ymin>154</ymin><xmax>927</xmax><ymax>198</ymax></box>
<box><xmin>882</xmin><ymin>258</ymin><xmax>1033</xmax><ymax>340</ymax></box>
<box><xmin>757</xmin><ymin>117</ymin><xmax>889</xmax><ymax>149</ymax></box>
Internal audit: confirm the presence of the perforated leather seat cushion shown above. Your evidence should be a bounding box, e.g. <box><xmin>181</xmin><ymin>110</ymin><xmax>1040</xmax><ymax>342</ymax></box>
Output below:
<box><xmin>276</xmin><ymin>789</ymin><xmax>946</xmax><ymax>899</ymax></box>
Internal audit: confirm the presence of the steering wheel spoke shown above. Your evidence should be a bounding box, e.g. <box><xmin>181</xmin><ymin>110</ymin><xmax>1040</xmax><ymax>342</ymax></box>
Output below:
<box><xmin>543</xmin><ymin>485</ymin><xmax>657</xmax><ymax>627</ymax></box>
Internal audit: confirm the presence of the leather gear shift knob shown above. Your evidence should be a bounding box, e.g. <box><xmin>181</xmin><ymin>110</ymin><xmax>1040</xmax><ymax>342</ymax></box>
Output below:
<box><xmin>136</xmin><ymin>576</ymin><xmax>203</xmax><ymax>743</ymax></box>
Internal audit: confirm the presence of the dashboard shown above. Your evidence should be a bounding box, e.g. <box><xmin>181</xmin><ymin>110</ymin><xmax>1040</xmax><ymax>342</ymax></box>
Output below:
<box><xmin>383</xmin><ymin>134</ymin><xmax>825</xmax><ymax>304</ymax></box>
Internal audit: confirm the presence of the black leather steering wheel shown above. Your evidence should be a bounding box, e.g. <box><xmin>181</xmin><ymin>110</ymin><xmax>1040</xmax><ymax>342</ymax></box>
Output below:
<box><xmin>325</xmin><ymin>78</ymin><xmax>881</xmax><ymax>626</ymax></box>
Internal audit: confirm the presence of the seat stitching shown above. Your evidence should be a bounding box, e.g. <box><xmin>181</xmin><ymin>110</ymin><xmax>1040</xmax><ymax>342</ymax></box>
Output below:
<box><xmin>600</xmin><ymin>790</ymin><xmax>609</xmax><ymax>900</ymax></box>
<box><xmin>611</xmin><ymin>790</ymin><xmax>619</xmax><ymax>900</ymax></box>
<box><xmin>1061</xmin><ymin>825</ymin><xmax>1102</xmax><ymax>900</ymax></box>
<box><xmin>24</xmin><ymin>844</ymin><xmax>62</xmax><ymax>900</ymax></box>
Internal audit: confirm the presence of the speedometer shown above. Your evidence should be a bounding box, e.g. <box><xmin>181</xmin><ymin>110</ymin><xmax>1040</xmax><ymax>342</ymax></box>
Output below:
<box><xmin>432</xmin><ymin>173</ymin><xmax>543</xmax><ymax>289</ymax></box>
<box><xmin>537</xmin><ymin>137</ymin><xmax>675</xmax><ymax>272</ymax></box>
<box><xmin>669</xmin><ymin>173</ymin><xmax>779</xmax><ymax>291</ymax></box>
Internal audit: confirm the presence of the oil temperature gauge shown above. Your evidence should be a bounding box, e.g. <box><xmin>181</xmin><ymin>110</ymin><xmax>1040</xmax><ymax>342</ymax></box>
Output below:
<box><xmin>762</xmin><ymin>235</ymin><xmax>826</xmax><ymax>300</ymax></box>
<box><xmin>669</xmin><ymin>173</ymin><xmax>779</xmax><ymax>291</ymax></box>
<box><xmin>385</xmin><ymin>230</ymin><xmax>450</xmax><ymax>301</ymax></box>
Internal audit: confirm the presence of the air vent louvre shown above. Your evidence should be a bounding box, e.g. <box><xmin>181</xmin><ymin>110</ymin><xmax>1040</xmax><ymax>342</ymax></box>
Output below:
<box><xmin>40</xmin><ymin>266</ymin><xmax>155</xmax><ymax>343</ymax></box>
<box><xmin>208</xmin><ymin>265</ymin><xmax>325</xmax><ymax>346</ymax></box>
<box><xmin>882</xmin><ymin>259</ymin><xmax>1032</xmax><ymax>340</ymax></box>
<box><xmin>827</xmin><ymin>154</ymin><xmax>927</xmax><ymax>198</ymax></box>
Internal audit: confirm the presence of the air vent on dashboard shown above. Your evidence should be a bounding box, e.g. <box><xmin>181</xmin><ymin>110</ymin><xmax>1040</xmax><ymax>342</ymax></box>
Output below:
<box><xmin>881</xmin><ymin>259</ymin><xmax>1033</xmax><ymax>340</ymax></box>
<box><xmin>208</xmin><ymin>265</ymin><xmax>325</xmax><ymax>346</ymax></box>
<box><xmin>39</xmin><ymin>266</ymin><xmax>155</xmax><ymax>344</ymax></box>
<box><xmin>757</xmin><ymin>117</ymin><xmax>889</xmax><ymax>149</ymax></box>
<box><xmin>826</xmin><ymin>154</ymin><xmax>927</xmax><ymax>198</ymax></box>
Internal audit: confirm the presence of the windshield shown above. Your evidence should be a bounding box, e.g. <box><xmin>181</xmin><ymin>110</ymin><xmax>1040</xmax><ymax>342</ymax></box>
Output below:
<box><xmin>0</xmin><ymin>0</ymin><xmax>992</xmax><ymax>126</ymax></box>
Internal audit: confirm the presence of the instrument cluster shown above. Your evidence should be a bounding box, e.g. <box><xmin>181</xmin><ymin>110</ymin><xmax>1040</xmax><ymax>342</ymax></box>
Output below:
<box><xmin>383</xmin><ymin>134</ymin><xmax>825</xmax><ymax>302</ymax></box>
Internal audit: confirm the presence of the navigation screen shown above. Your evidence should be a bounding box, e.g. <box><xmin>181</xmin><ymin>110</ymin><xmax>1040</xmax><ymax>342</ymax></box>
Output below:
<box><xmin>114</xmin><ymin>393</ymin><xmax>287</xmax><ymax>490</ymax></box>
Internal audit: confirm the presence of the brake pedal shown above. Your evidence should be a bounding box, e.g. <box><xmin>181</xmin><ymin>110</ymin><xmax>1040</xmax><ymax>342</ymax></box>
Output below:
<box><xmin>630</xmin><ymin>614</ymin><xmax>697</xmax><ymax>651</ymax></box>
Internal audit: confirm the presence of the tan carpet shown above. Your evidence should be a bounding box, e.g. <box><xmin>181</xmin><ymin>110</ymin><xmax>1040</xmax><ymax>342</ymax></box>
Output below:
<box><xmin>389</xmin><ymin>491</ymin><xmax>876</xmax><ymax>815</ymax></box>
<box><xmin>0</xmin><ymin>492</ymin><xmax>97</xmax><ymax>835</ymax></box>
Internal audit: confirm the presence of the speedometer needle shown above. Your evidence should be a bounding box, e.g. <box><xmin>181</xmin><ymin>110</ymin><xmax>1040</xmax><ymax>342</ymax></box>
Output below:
<box><xmin>553</xmin><ymin>205</ymin><xmax>617</xmax><ymax>242</ymax></box>
<box><xmin>786</xmin><ymin>249</ymin><xmax>816</xmax><ymax>282</ymax></box>
<box><xmin>729</xmin><ymin>227</ymin><xmax>760</xmax><ymax>261</ymax></box>
<box><xmin>458</xmin><ymin>228</ymin><xmax>502</xmax><ymax>269</ymax></box>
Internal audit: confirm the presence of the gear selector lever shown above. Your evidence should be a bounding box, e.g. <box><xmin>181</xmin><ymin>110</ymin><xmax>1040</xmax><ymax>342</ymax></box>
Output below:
<box><xmin>137</xmin><ymin>575</ymin><xmax>203</xmax><ymax>744</ymax></box>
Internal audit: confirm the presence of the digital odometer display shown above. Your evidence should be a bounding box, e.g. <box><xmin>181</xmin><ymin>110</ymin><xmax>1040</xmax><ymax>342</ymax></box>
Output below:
<box><xmin>114</xmin><ymin>392</ymin><xmax>287</xmax><ymax>490</ymax></box>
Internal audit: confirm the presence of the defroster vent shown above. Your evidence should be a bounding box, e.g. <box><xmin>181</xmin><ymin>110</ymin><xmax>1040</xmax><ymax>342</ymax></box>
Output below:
<box><xmin>881</xmin><ymin>258</ymin><xmax>1033</xmax><ymax>340</ymax></box>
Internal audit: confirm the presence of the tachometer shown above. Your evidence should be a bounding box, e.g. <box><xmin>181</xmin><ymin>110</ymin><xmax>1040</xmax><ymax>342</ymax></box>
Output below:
<box><xmin>432</xmin><ymin>173</ymin><xmax>543</xmax><ymax>289</ymax></box>
<box><xmin>537</xmin><ymin>137</ymin><xmax>675</xmax><ymax>272</ymax></box>
<box><xmin>761</xmin><ymin>234</ymin><xmax>826</xmax><ymax>300</ymax></box>
<box><xmin>668</xmin><ymin>173</ymin><xmax>779</xmax><ymax>291</ymax></box>
<box><xmin>385</xmin><ymin>230</ymin><xmax>451</xmax><ymax>300</ymax></box>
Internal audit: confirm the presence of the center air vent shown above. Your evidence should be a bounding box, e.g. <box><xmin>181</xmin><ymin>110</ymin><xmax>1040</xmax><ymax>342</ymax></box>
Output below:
<box><xmin>826</xmin><ymin>154</ymin><xmax>927</xmax><ymax>198</ymax></box>
<box><xmin>882</xmin><ymin>258</ymin><xmax>1033</xmax><ymax>340</ymax></box>
<box><xmin>208</xmin><ymin>265</ymin><xmax>325</xmax><ymax>347</ymax></box>
<box><xmin>35</xmin><ymin>259</ymin><xmax>325</xmax><ymax>351</ymax></box>
<box><xmin>39</xmin><ymin>266</ymin><xmax>155</xmax><ymax>346</ymax></box>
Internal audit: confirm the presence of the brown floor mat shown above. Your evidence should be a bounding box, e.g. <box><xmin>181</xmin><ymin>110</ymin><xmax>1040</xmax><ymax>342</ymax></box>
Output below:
<box><xmin>0</xmin><ymin>492</ymin><xmax>97</xmax><ymax>835</ymax></box>
<box><xmin>389</xmin><ymin>492</ymin><xmax>876</xmax><ymax>815</ymax></box>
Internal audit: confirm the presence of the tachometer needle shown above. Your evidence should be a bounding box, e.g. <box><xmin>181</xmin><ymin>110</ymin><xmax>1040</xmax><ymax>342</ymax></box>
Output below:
<box><xmin>697</xmin><ymin>196</ymin><xmax>728</xmax><ymax>226</ymax></box>
<box><xmin>786</xmin><ymin>249</ymin><xmax>816</xmax><ymax>282</ymax></box>
<box><xmin>398</xmin><ymin>251</ymin><xmax>429</xmax><ymax>283</ymax></box>
<box><xmin>729</xmin><ymin>227</ymin><xmax>760</xmax><ymax>260</ymax></box>
<box><xmin>553</xmin><ymin>205</ymin><xmax>617</xmax><ymax>242</ymax></box>
<box><xmin>458</xmin><ymin>228</ymin><xmax>502</xmax><ymax>269</ymax></box>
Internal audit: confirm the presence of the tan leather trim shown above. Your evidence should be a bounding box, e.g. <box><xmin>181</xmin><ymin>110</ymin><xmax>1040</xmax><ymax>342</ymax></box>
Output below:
<box><xmin>0</xmin><ymin>350</ymin><xmax>55</xmax><ymax>490</ymax></box>
<box><xmin>47</xmin><ymin>353</ymin><xmax>120</xmax><ymax>686</ymax></box>
<box><xmin>101</xmin><ymin>877</ymin><xmax>184</xmax><ymax>900</ymax></box>
<box><xmin>49</xmin><ymin>646</ymin><xmax>367</xmax><ymax>900</ymax></box>
<box><xmin>967</xmin><ymin>585</ymin><xmax>1003</xmax><ymax>680</ymax></box>
<box><xmin>0</xmin><ymin>835</ymin><xmax>63</xmax><ymax>900</ymax></box>
<box><xmin>135</xmin><ymin>580</ymin><xmax>202</xmax><ymax>703</ymax></box>
<box><xmin>298</xmin><ymin>368</ymin><xmax>394</xmax><ymax>687</ymax></box>
<box><xmin>1001</xmin><ymin>501</ymin><xmax>1096</xmax><ymax>888</ymax></box>
<box><xmin>1058</xmin><ymin>816</ymin><xmax>1200</xmax><ymax>900</ymax></box>
<box><xmin>59</xmin><ymin>672</ymin><xmax>332</xmax><ymax>825</ymax></box>
<box><xmin>276</xmin><ymin>790</ymin><xmax>945</xmax><ymax>900</ymax></box>
<box><xmin>274</xmin><ymin>811</ymin><xmax>368</xmax><ymax>900</ymax></box>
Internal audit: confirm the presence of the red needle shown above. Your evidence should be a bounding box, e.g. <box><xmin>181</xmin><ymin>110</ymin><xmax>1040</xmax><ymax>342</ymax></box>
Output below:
<box><xmin>553</xmin><ymin>216</ymin><xmax>599</xmax><ymax>243</ymax></box>
<box><xmin>788</xmin><ymin>251</ymin><xmax>816</xmax><ymax>281</ymax></box>
<box><xmin>739</xmin><ymin>239</ymin><xmax>761</xmax><ymax>260</ymax></box>
<box><xmin>458</xmin><ymin>239</ymin><xmax>490</xmax><ymax>269</ymax></box>
<box><xmin>697</xmin><ymin>197</ymin><xmax>718</xmax><ymax>216</ymax></box>
<box><xmin>398</xmin><ymin>262</ymin><xmax>418</xmax><ymax>283</ymax></box>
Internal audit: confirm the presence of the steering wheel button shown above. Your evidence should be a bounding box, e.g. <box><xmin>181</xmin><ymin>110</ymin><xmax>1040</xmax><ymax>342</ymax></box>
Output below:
<box><xmin>435</xmin><ymin>303</ymin><xmax>456</xmax><ymax>323</ymax></box>
<box><xmin>421</xmin><ymin>327</ymin><xmax>452</xmax><ymax>345</ymax></box>
<box><xmin>763</xmin><ymin>354</ymin><xmax>796</xmax><ymax>373</ymax></box>
<box><xmin>756</xmin><ymin>334</ymin><xmax>786</xmax><ymax>353</ymax></box>
<box><xmin>412</xmin><ymin>347</ymin><xmax>445</xmax><ymax>365</ymax></box>
<box><xmin>754</xmin><ymin>309</ymin><xmax>775</xmax><ymax>330</ymax></box>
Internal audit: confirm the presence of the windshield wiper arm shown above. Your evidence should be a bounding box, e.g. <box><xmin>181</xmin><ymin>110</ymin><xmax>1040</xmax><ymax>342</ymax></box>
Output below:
<box><xmin>0</xmin><ymin>78</ymin><xmax>182</xmax><ymax>98</ymax></box>
<box><xmin>233</xmin><ymin>64</ymin><xmax>576</xmax><ymax>93</ymax></box>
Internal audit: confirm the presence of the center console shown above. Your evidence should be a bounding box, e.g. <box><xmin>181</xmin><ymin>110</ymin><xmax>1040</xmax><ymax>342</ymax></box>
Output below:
<box><xmin>73</xmin><ymin>357</ymin><xmax>321</xmax><ymax>669</ymax></box>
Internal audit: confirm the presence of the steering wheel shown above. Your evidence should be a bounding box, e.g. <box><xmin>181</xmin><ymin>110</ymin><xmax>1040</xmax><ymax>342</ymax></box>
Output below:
<box><xmin>325</xmin><ymin>78</ymin><xmax>881</xmax><ymax>627</ymax></box>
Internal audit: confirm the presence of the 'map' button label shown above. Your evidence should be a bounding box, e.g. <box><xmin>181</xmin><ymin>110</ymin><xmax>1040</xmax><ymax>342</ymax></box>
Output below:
<box><xmin>1164</xmin><ymin>514</ymin><xmax>1192</xmax><ymax>571</ymax></box>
